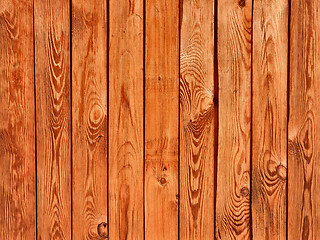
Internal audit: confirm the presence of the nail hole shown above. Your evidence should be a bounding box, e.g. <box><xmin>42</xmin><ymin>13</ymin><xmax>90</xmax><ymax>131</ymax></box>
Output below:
<box><xmin>160</xmin><ymin>177</ymin><xmax>167</xmax><ymax>185</ymax></box>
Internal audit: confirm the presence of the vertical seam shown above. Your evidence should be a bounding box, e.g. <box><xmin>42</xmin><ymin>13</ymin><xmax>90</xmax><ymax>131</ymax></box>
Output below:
<box><xmin>213</xmin><ymin>0</ymin><xmax>219</xmax><ymax>239</ymax></box>
<box><xmin>286</xmin><ymin>1</ymin><xmax>291</xmax><ymax>239</ymax></box>
<box><xmin>69</xmin><ymin>0</ymin><xmax>73</xmax><ymax>239</ymax></box>
<box><xmin>250</xmin><ymin>0</ymin><xmax>254</xmax><ymax>239</ymax></box>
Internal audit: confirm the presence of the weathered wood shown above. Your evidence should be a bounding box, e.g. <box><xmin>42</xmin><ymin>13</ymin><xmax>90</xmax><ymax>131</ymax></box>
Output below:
<box><xmin>216</xmin><ymin>0</ymin><xmax>252</xmax><ymax>239</ymax></box>
<box><xmin>0</xmin><ymin>0</ymin><xmax>36</xmax><ymax>239</ymax></box>
<box><xmin>251</xmin><ymin>1</ymin><xmax>288</xmax><ymax>239</ymax></box>
<box><xmin>179</xmin><ymin>0</ymin><xmax>216</xmax><ymax>239</ymax></box>
<box><xmin>288</xmin><ymin>0</ymin><xmax>320</xmax><ymax>239</ymax></box>
<box><xmin>145</xmin><ymin>0</ymin><xmax>179</xmax><ymax>238</ymax></box>
<box><xmin>108</xmin><ymin>0</ymin><xmax>144</xmax><ymax>239</ymax></box>
<box><xmin>34</xmin><ymin>0</ymin><xmax>71</xmax><ymax>238</ymax></box>
<box><xmin>72</xmin><ymin>0</ymin><xmax>108</xmax><ymax>238</ymax></box>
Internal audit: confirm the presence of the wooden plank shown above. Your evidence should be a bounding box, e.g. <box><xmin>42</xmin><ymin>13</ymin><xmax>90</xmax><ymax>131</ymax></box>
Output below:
<box><xmin>251</xmin><ymin>0</ymin><xmax>288</xmax><ymax>239</ymax></box>
<box><xmin>288</xmin><ymin>0</ymin><xmax>320</xmax><ymax>239</ymax></box>
<box><xmin>109</xmin><ymin>0</ymin><xmax>144</xmax><ymax>239</ymax></box>
<box><xmin>179</xmin><ymin>0</ymin><xmax>216</xmax><ymax>239</ymax></box>
<box><xmin>216</xmin><ymin>0</ymin><xmax>252</xmax><ymax>239</ymax></box>
<box><xmin>0</xmin><ymin>0</ymin><xmax>36</xmax><ymax>239</ymax></box>
<box><xmin>145</xmin><ymin>0</ymin><xmax>179</xmax><ymax>238</ymax></box>
<box><xmin>34</xmin><ymin>0</ymin><xmax>71</xmax><ymax>238</ymax></box>
<box><xmin>71</xmin><ymin>0</ymin><xmax>108</xmax><ymax>238</ymax></box>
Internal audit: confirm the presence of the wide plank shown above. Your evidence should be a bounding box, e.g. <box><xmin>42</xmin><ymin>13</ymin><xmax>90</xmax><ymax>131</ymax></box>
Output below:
<box><xmin>179</xmin><ymin>0</ymin><xmax>216</xmax><ymax>239</ymax></box>
<box><xmin>216</xmin><ymin>0</ymin><xmax>252</xmax><ymax>239</ymax></box>
<box><xmin>288</xmin><ymin>0</ymin><xmax>320</xmax><ymax>239</ymax></box>
<box><xmin>34</xmin><ymin>0</ymin><xmax>71</xmax><ymax>238</ymax></box>
<box><xmin>251</xmin><ymin>0</ymin><xmax>288</xmax><ymax>239</ymax></box>
<box><xmin>145</xmin><ymin>0</ymin><xmax>180</xmax><ymax>238</ymax></box>
<box><xmin>72</xmin><ymin>0</ymin><xmax>108</xmax><ymax>238</ymax></box>
<box><xmin>0</xmin><ymin>0</ymin><xmax>36</xmax><ymax>239</ymax></box>
<box><xmin>108</xmin><ymin>0</ymin><xmax>144</xmax><ymax>239</ymax></box>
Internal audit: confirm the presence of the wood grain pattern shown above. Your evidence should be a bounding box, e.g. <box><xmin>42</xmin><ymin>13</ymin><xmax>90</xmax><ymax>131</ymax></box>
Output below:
<box><xmin>34</xmin><ymin>0</ymin><xmax>71</xmax><ymax>238</ymax></box>
<box><xmin>288</xmin><ymin>0</ymin><xmax>320</xmax><ymax>239</ymax></box>
<box><xmin>72</xmin><ymin>0</ymin><xmax>108</xmax><ymax>239</ymax></box>
<box><xmin>109</xmin><ymin>0</ymin><xmax>144</xmax><ymax>239</ymax></box>
<box><xmin>179</xmin><ymin>0</ymin><xmax>216</xmax><ymax>239</ymax></box>
<box><xmin>216</xmin><ymin>0</ymin><xmax>252</xmax><ymax>239</ymax></box>
<box><xmin>251</xmin><ymin>1</ymin><xmax>288</xmax><ymax>239</ymax></box>
<box><xmin>0</xmin><ymin>0</ymin><xmax>36</xmax><ymax>239</ymax></box>
<box><xmin>145</xmin><ymin>0</ymin><xmax>179</xmax><ymax>239</ymax></box>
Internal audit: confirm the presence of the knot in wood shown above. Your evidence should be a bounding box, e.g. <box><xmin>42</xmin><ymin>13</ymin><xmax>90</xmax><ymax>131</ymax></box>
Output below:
<box><xmin>240</xmin><ymin>187</ymin><xmax>249</xmax><ymax>197</ymax></box>
<box><xmin>97</xmin><ymin>222</ymin><xmax>108</xmax><ymax>239</ymax></box>
<box><xmin>238</xmin><ymin>0</ymin><xmax>245</xmax><ymax>7</ymax></box>
<box><xmin>276</xmin><ymin>164</ymin><xmax>287</xmax><ymax>181</ymax></box>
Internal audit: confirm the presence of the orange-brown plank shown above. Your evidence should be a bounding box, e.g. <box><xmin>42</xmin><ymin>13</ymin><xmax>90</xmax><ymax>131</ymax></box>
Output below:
<box><xmin>72</xmin><ymin>0</ymin><xmax>108</xmax><ymax>238</ymax></box>
<box><xmin>109</xmin><ymin>0</ymin><xmax>144</xmax><ymax>239</ymax></box>
<box><xmin>251</xmin><ymin>0</ymin><xmax>288</xmax><ymax>239</ymax></box>
<box><xmin>0</xmin><ymin>0</ymin><xmax>36</xmax><ymax>239</ymax></box>
<box><xmin>145</xmin><ymin>0</ymin><xmax>179</xmax><ymax>239</ymax></box>
<box><xmin>179</xmin><ymin>0</ymin><xmax>216</xmax><ymax>239</ymax></box>
<box><xmin>216</xmin><ymin>0</ymin><xmax>252</xmax><ymax>239</ymax></box>
<box><xmin>288</xmin><ymin>0</ymin><xmax>320</xmax><ymax>239</ymax></box>
<box><xmin>34</xmin><ymin>0</ymin><xmax>71</xmax><ymax>238</ymax></box>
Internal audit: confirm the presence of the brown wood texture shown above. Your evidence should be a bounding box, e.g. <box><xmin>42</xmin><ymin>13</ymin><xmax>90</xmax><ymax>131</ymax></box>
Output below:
<box><xmin>145</xmin><ymin>0</ymin><xmax>179</xmax><ymax>239</ymax></box>
<box><xmin>71</xmin><ymin>0</ymin><xmax>108</xmax><ymax>239</ymax></box>
<box><xmin>251</xmin><ymin>0</ymin><xmax>288</xmax><ymax>239</ymax></box>
<box><xmin>4</xmin><ymin>1</ymin><xmax>320</xmax><ymax>239</ymax></box>
<box><xmin>0</xmin><ymin>0</ymin><xmax>36</xmax><ymax>239</ymax></box>
<box><xmin>34</xmin><ymin>0</ymin><xmax>71</xmax><ymax>238</ymax></box>
<box><xmin>288</xmin><ymin>0</ymin><xmax>320</xmax><ymax>239</ymax></box>
<box><xmin>216</xmin><ymin>0</ymin><xmax>252</xmax><ymax>239</ymax></box>
<box><xmin>108</xmin><ymin>0</ymin><xmax>144</xmax><ymax>239</ymax></box>
<box><xmin>179</xmin><ymin>0</ymin><xmax>216</xmax><ymax>239</ymax></box>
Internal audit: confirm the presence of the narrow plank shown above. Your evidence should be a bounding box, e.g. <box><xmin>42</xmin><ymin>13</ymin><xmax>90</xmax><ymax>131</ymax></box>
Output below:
<box><xmin>251</xmin><ymin>0</ymin><xmax>288</xmax><ymax>239</ymax></box>
<box><xmin>179</xmin><ymin>0</ymin><xmax>216</xmax><ymax>239</ymax></box>
<box><xmin>145</xmin><ymin>0</ymin><xmax>179</xmax><ymax>238</ymax></box>
<box><xmin>216</xmin><ymin>0</ymin><xmax>252</xmax><ymax>239</ymax></box>
<box><xmin>72</xmin><ymin>0</ymin><xmax>108</xmax><ymax>238</ymax></box>
<box><xmin>34</xmin><ymin>0</ymin><xmax>71</xmax><ymax>238</ymax></box>
<box><xmin>288</xmin><ymin>0</ymin><xmax>320</xmax><ymax>239</ymax></box>
<box><xmin>0</xmin><ymin>0</ymin><xmax>36</xmax><ymax>239</ymax></box>
<box><xmin>109</xmin><ymin>0</ymin><xmax>144</xmax><ymax>239</ymax></box>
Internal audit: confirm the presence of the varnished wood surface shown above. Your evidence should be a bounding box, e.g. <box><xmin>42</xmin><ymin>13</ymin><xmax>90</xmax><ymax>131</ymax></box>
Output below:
<box><xmin>179</xmin><ymin>0</ymin><xmax>216</xmax><ymax>239</ymax></box>
<box><xmin>72</xmin><ymin>0</ymin><xmax>108</xmax><ymax>239</ymax></box>
<box><xmin>252</xmin><ymin>0</ymin><xmax>288</xmax><ymax>239</ymax></box>
<box><xmin>0</xmin><ymin>0</ymin><xmax>36</xmax><ymax>239</ymax></box>
<box><xmin>2</xmin><ymin>0</ymin><xmax>320</xmax><ymax>239</ymax></box>
<box><xmin>109</xmin><ymin>0</ymin><xmax>144</xmax><ymax>239</ymax></box>
<box><xmin>34</xmin><ymin>0</ymin><xmax>71</xmax><ymax>238</ymax></box>
<box><xmin>288</xmin><ymin>0</ymin><xmax>320</xmax><ymax>239</ymax></box>
<box><xmin>216</xmin><ymin>0</ymin><xmax>252</xmax><ymax>239</ymax></box>
<box><xmin>145</xmin><ymin>0</ymin><xmax>179</xmax><ymax>239</ymax></box>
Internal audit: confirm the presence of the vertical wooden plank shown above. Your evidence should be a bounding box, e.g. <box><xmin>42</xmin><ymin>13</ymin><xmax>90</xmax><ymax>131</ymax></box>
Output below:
<box><xmin>145</xmin><ymin>0</ymin><xmax>179</xmax><ymax>238</ymax></box>
<box><xmin>252</xmin><ymin>1</ymin><xmax>288</xmax><ymax>240</ymax></box>
<box><xmin>109</xmin><ymin>0</ymin><xmax>144</xmax><ymax>239</ymax></box>
<box><xmin>179</xmin><ymin>0</ymin><xmax>216</xmax><ymax>239</ymax></box>
<box><xmin>251</xmin><ymin>1</ymin><xmax>288</xmax><ymax>239</ymax></box>
<box><xmin>216</xmin><ymin>0</ymin><xmax>252</xmax><ymax>239</ymax></box>
<box><xmin>34</xmin><ymin>0</ymin><xmax>71</xmax><ymax>238</ymax></box>
<box><xmin>0</xmin><ymin>0</ymin><xmax>35</xmax><ymax>239</ymax></box>
<box><xmin>288</xmin><ymin>0</ymin><xmax>320</xmax><ymax>239</ymax></box>
<box><xmin>72</xmin><ymin>0</ymin><xmax>108</xmax><ymax>238</ymax></box>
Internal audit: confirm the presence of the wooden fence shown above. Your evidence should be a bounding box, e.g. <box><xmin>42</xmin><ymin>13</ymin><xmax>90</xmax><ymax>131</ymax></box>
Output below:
<box><xmin>0</xmin><ymin>0</ymin><xmax>319</xmax><ymax>239</ymax></box>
